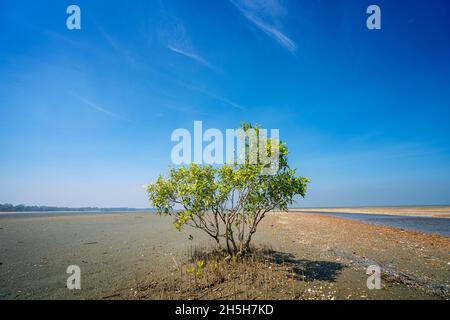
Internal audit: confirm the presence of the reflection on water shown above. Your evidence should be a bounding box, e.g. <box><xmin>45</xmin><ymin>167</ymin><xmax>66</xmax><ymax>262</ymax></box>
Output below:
<box><xmin>302</xmin><ymin>211</ymin><xmax>450</xmax><ymax>237</ymax></box>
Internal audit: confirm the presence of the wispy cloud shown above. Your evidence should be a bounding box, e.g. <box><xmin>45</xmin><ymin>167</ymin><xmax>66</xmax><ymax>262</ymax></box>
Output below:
<box><xmin>196</xmin><ymin>88</ymin><xmax>246</xmax><ymax>110</ymax></box>
<box><xmin>305</xmin><ymin>143</ymin><xmax>445</xmax><ymax>169</ymax></box>
<box><xmin>176</xmin><ymin>81</ymin><xmax>246</xmax><ymax>110</ymax></box>
<box><xmin>96</xmin><ymin>25</ymin><xmax>139</xmax><ymax>68</ymax></box>
<box><xmin>229</xmin><ymin>0</ymin><xmax>297</xmax><ymax>54</ymax></box>
<box><xmin>167</xmin><ymin>44</ymin><xmax>216</xmax><ymax>71</ymax></box>
<box><xmin>70</xmin><ymin>92</ymin><xmax>131</xmax><ymax>122</ymax></box>
<box><xmin>158</xmin><ymin>7</ymin><xmax>217</xmax><ymax>71</ymax></box>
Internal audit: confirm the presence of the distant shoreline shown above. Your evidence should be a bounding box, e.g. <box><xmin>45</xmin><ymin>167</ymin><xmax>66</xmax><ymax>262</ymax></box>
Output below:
<box><xmin>0</xmin><ymin>210</ymin><xmax>154</xmax><ymax>213</ymax></box>
<box><xmin>293</xmin><ymin>204</ymin><xmax>450</xmax><ymax>209</ymax></box>
<box><xmin>2</xmin><ymin>206</ymin><xmax>450</xmax><ymax>218</ymax></box>
<box><xmin>0</xmin><ymin>203</ymin><xmax>154</xmax><ymax>213</ymax></box>
<box><xmin>291</xmin><ymin>206</ymin><xmax>450</xmax><ymax>218</ymax></box>
<box><xmin>0</xmin><ymin>210</ymin><xmax>155</xmax><ymax>218</ymax></box>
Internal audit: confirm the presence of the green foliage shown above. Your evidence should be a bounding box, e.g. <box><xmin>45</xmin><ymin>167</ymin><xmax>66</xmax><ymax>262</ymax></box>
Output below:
<box><xmin>196</xmin><ymin>260</ymin><xmax>204</xmax><ymax>276</ymax></box>
<box><xmin>147</xmin><ymin>123</ymin><xmax>309</xmax><ymax>256</ymax></box>
<box><xmin>186</xmin><ymin>266</ymin><xmax>195</xmax><ymax>274</ymax></box>
<box><xmin>186</xmin><ymin>260</ymin><xmax>205</xmax><ymax>277</ymax></box>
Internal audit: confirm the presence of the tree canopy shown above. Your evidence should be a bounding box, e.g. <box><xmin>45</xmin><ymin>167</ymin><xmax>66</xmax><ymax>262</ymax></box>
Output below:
<box><xmin>147</xmin><ymin>123</ymin><xmax>309</xmax><ymax>256</ymax></box>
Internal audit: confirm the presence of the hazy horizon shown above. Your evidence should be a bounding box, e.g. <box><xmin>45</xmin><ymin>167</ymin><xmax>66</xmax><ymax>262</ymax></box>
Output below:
<box><xmin>2</xmin><ymin>202</ymin><xmax>450</xmax><ymax>211</ymax></box>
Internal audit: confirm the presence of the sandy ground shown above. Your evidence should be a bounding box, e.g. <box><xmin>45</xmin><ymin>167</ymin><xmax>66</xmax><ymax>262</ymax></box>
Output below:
<box><xmin>293</xmin><ymin>206</ymin><xmax>450</xmax><ymax>218</ymax></box>
<box><xmin>0</xmin><ymin>213</ymin><xmax>213</xmax><ymax>299</ymax></box>
<box><xmin>0</xmin><ymin>210</ymin><xmax>448</xmax><ymax>300</ymax></box>
<box><xmin>255</xmin><ymin>212</ymin><xmax>449</xmax><ymax>299</ymax></box>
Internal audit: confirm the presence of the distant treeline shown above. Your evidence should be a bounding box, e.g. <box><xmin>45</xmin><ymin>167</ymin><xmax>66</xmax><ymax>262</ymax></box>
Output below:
<box><xmin>0</xmin><ymin>203</ymin><xmax>152</xmax><ymax>212</ymax></box>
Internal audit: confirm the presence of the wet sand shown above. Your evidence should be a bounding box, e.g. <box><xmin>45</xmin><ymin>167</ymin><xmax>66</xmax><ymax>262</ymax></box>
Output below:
<box><xmin>0</xmin><ymin>210</ymin><xmax>448</xmax><ymax>300</ymax></box>
<box><xmin>0</xmin><ymin>212</ymin><xmax>213</xmax><ymax>299</ymax></box>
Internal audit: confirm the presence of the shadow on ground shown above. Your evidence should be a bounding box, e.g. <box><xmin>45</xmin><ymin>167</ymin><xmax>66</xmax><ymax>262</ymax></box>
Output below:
<box><xmin>262</xmin><ymin>249</ymin><xmax>345</xmax><ymax>282</ymax></box>
<box><xmin>191</xmin><ymin>246</ymin><xmax>345</xmax><ymax>283</ymax></box>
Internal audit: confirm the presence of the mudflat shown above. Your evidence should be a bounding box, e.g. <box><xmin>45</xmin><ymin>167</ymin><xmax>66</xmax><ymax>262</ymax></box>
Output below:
<box><xmin>0</xmin><ymin>212</ymin><xmax>213</xmax><ymax>299</ymax></box>
<box><xmin>0</xmin><ymin>210</ymin><xmax>448</xmax><ymax>300</ymax></box>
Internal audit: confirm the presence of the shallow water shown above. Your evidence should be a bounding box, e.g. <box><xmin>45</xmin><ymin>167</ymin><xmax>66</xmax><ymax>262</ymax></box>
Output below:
<box><xmin>302</xmin><ymin>211</ymin><xmax>450</xmax><ymax>237</ymax></box>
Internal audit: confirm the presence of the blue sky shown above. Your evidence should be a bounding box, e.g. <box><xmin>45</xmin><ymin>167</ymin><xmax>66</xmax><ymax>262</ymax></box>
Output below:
<box><xmin>1</xmin><ymin>0</ymin><xmax>449</xmax><ymax>208</ymax></box>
